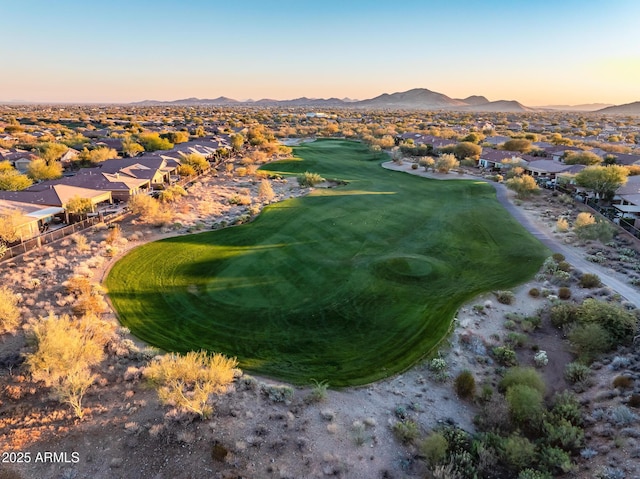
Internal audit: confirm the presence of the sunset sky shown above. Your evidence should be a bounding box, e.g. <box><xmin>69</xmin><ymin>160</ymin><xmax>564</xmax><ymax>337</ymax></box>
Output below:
<box><xmin>1</xmin><ymin>0</ymin><xmax>639</xmax><ymax>105</ymax></box>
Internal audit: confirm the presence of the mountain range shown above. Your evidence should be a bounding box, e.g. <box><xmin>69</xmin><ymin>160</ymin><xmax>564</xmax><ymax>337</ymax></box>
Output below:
<box><xmin>132</xmin><ymin>88</ymin><xmax>537</xmax><ymax>112</ymax></box>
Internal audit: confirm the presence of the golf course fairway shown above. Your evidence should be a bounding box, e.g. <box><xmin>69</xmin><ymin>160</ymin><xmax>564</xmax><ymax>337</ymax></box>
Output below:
<box><xmin>105</xmin><ymin>139</ymin><xmax>549</xmax><ymax>386</ymax></box>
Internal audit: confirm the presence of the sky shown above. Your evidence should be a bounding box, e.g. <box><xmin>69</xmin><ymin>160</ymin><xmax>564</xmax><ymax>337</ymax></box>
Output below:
<box><xmin>1</xmin><ymin>0</ymin><xmax>639</xmax><ymax>105</ymax></box>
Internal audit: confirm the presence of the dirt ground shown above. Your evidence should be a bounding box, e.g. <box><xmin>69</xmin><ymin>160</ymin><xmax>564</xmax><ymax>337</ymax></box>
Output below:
<box><xmin>2</xmin><ymin>160</ymin><xmax>640</xmax><ymax>478</ymax></box>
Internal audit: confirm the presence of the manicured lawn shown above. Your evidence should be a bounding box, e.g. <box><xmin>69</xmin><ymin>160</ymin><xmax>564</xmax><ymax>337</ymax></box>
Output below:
<box><xmin>106</xmin><ymin>139</ymin><xmax>549</xmax><ymax>386</ymax></box>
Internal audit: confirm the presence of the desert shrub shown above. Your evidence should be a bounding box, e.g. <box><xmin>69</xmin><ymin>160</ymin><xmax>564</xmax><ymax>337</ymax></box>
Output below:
<box><xmin>568</xmin><ymin>322</ymin><xmax>612</xmax><ymax>362</ymax></box>
<box><xmin>260</xmin><ymin>383</ymin><xmax>294</xmax><ymax>403</ymax></box>
<box><xmin>610</xmin><ymin>405</ymin><xmax>636</xmax><ymax>426</ymax></box>
<box><xmin>577</xmin><ymin>298</ymin><xmax>638</xmax><ymax>344</ymax></box>
<box><xmin>506</xmin><ymin>385</ymin><xmax>544</xmax><ymax>424</ymax></box>
<box><xmin>494</xmin><ymin>290</ymin><xmax>515</xmax><ymax>305</ymax></box>
<box><xmin>228</xmin><ymin>194</ymin><xmax>251</xmax><ymax>206</ymax></box>
<box><xmin>538</xmin><ymin>446</ymin><xmax>574</xmax><ymax>475</ymax></box>
<box><xmin>429</xmin><ymin>357</ymin><xmax>449</xmax><ymax>382</ymax></box>
<box><xmin>305</xmin><ymin>379</ymin><xmax>329</xmax><ymax>403</ymax></box>
<box><xmin>454</xmin><ymin>370</ymin><xmax>476</xmax><ymax>399</ymax></box>
<box><xmin>506</xmin><ymin>332</ymin><xmax>527</xmax><ymax>348</ymax></box>
<box><xmin>612</xmin><ymin>375</ymin><xmax>634</xmax><ymax>390</ymax></box>
<box><xmin>392</xmin><ymin>420</ymin><xmax>419</xmax><ymax>444</ymax></box>
<box><xmin>502</xmin><ymin>434</ymin><xmax>536</xmax><ymax>470</ymax></box>
<box><xmin>543</xmin><ymin>418</ymin><xmax>584</xmax><ymax>452</ymax></box>
<box><xmin>556</xmin><ymin>217</ymin><xmax>569</xmax><ymax>232</ymax></box>
<box><xmin>577</xmin><ymin>218</ymin><xmax>615</xmax><ymax>242</ymax></box>
<box><xmin>145</xmin><ymin>351</ymin><xmax>238</xmax><ymax>418</ymax></box>
<box><xmin>551</xmin><ymin>270</ymin><xmax>571</xmax><ymax>286</ymax></box>
<box><xmin>298</xmin><ymin>171</ymin><xmax>325</xmax><ymax>187</ymax></box>
<box><xmin>158</xmin><ymin>185</ymin><xmax>187</xmax><ymax>203</ymax></box>
<box><xmin>579</xmin><ymin>273</ymin><xmax>602</xmax><ymax>288</ymax></box>
<box><xmin>549</xmin><ymin>302</ymin><xmax>579</xmax><ymax>329</ymax></box>
<box><xmin>74</xmin><ymin>234</ymin><xmax>90</xmax><ymax>252</ymax></box>
<box><xmin>550</xmin><ymin>391</ymin><xmax>583</xmax><ymax>425</ymax></box>
<box><xmin>499</xmin><ymin>367</ymin><xmax>546</xmax><ymax>395</ymax></box>
<box><xmin>258</xmin><ymin>179</ymin><xmax>275</xmax><ymax>202</ymax></box>
<box><xmin>557</xmin><ymin>261</ymin><xmax>571</xmax><ymax>272</ymax></box>
<box><xmin>533</xmin><ymin>350</ymin><xmax>549</xmax><ymax>367</ymax></box>
<box><xmin>628</xmin><ymin>394</ymin><xmax>640</xmax><ymax>408</ymax></box>
<box><xmin>558</xmin><ymin>287</ymin><xmax>572</xmax><ymax>300</ymax></box>
<box><xmin>419</xmin><ymin>432</ymin><xmax>448</xmax><ymax>466</ymax></box>
<box><xmin>0</xmin><ymin>286</ymin><xmax>21</xmax><ymax>333</ymax></box>
<box><xmin>575</xmin><ymin>212</ymin><xmax>596</xmax><ymax>228</ymax></box>
<box><xmin>528</xmin><ymin>288</ymin><xmax>540</xmax><ymax>298</ymax></box>
<box><xmin>564</xmin><ymin>362</ymin><xmax>591</xmax><ymax>384</ymax></box>
<box><xmin>518</xmin><ymin>469</ymin><xmax>552</xmax><ymax>479</ymax></box>
<box><xmin>411</xmin><ymin>162</ymin><xmax>419</xmax><ymax>170</ymax></box>
<box><xmin>552</xmin><ymin>253</ymin><xmax>565</xmax><ymax>262</ymax></box>
<box><xmin>492</xmin><ymin>346</ymin><xmax>518</xmax><ymax>366</ymax></box>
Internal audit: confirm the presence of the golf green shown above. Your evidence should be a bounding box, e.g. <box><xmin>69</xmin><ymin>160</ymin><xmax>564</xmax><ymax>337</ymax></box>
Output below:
<box><xmin>105</xmin><ymin>139</ymin><xmax>549</xmax><ymax>386</ymax></box>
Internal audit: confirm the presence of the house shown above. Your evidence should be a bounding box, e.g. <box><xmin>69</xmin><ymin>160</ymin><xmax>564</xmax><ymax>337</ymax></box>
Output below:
<box><xmin>611</xmin><ymin>175</ymin><xmax>640</xmax><ymax>222</ymax></box>
<box><xmin>478</xmin><ymin>149</ymin><xmax>527</xmax><ymax>169</ymax></box>
<box><xmin>0</xmin><ymin>199</ymin><xmax>65</xmax><ymax>241</ymax></box>
<box><xmin>524</xmin><ymin>160</ymin><xmax>585</xmax><ymax>179</ymax></box>
<box><xmin>66</xmin><ymin>168</ymin><xmax>150</xmax><ymax>201</ymax></box>
<box><xmin>59</xmin><ymin>148</ymin><xmax>80</xmax><ymax>167</ymax></box>
<box><xmin>4</xmin><ymin>150</ymin><xmax>39</xmax><ymax>172</ymax></box>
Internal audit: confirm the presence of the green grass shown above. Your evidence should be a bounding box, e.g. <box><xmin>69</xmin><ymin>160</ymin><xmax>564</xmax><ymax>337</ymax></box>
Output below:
<box><xmin>106</xmin><ymin>139</ymin><xmax>549</xmax><ymax>386</ymax></box>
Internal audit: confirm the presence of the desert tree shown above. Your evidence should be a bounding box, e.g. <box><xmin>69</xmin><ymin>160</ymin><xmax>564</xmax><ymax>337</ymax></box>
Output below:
<box><xmin>35</xmin><ymin>142</ymin><xmax>68</xmax><ymax>165</ymax></box>
<box><xmin>77</xmin><ymin>146</ymin><xmax>118</xmax><ymax>165</ymax></box>
<box><xmin>0</xmin><ymin>286</ymin><xmax>21</xmax><ymax>333</ymax></box>
<box><xmin>26</xmin><ymin>158</ymin><xmax>63</xmax><ymax>181</ymax></box>
<box><xmin>0</xmin><ymin>167</ymin><xmax>33</xmax><ymax>191</ymax></box>
<box><xmin>453</xmin><ymin>141</ymin><xmax>482</xmax><ymax>160</ymax></box>
<box><xmin>231</xmin><ymin>134</ymin><xmax>244</xmax><ymax>152</ymax></box>
<box><xmin>502</xmin><ymin>139</ymin><xmax>532</xmax><ymax>153</ymax></box>
<box><xmin>180</xmin><ymin>153</ymin><xmax>209</xmax><ymax>174</ymax></box>
<box><xmin>65</xmin><ymin>195</ymin><xmax>94</xmax><ymax>219</ymax></box>
<box><xmin>574</xmin><ymin>164</ymin><xmax>628</xmax><ymax>200</ymax></box>
<box><xmin>145</xmin><ymin>350</ymin><xmax>239</xmax><ymax>418</ymax></box>
<box><xmin>122</xmin><ymin>136</ymin><xmax>145</xmax><ymax>157</ymax></box>
<box><xmin>563</xmin><ymin>151</ymin><xmax>602</xmax><ymax>166</ymax></box>
<box><xmin>25</xmin><ymin>313</ymin><xmax>107</xmax><ymax>418</ymax></box>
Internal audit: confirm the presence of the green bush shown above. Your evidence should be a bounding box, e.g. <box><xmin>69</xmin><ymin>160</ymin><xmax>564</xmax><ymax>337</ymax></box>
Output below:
<box><xmin>502</xmin><ymin>434</ymin><xmax>536</xmax><ymax>470</ymax></box>
<box><xmin>506</xmin><ymin>385</ymin><xmax>544</xmax><ymax>424</ymax></box>
<box><xmin>579</xmin><ymin>273</ymin><xmax>601</xmax><ymax>288</ymax></box>
<box><xmin>392</xmin><ymin>420</ymin><xmax>419</xmax><ymax>444</ymax></box>
<box><xmin>552</xmin><ymin>253</ymin><xmax>565</xmax><ymax>262</ymax></box>
<box><xmin>577</xmin><ymin>298</ymin><xmax>638</xmax><ymax>344</ymax></box>
<box><xmin>500</xmin><ymin>367</ymin><xmax>546</xmax><ymax>395</ymax></box>
<box><xmin>419</xmin><ymin>432</ymin><xmax>448</xmax><ymax>466</ymax></box>
<box><xmin>550</xmin><ymin>391</ymin><xmax>583</xmax><ymax>426</ymax></box>
<box><xmin>537</xmin><ymin>446</ymin><xmax>574</xmax><ymax>475</ymax></box>
<box><xmin>568</xmin><ymin>322</ymin><xmax>612</xmax><ymax>362</ymax></box>
<box><xmin>492</xmin><ymin>346</ymin><xmax>518</xmax><ymax>366</ymax></box>
<box><xmin>543</xmin><ymin>417</ymin><xmax>584</xmax><ymax>452</ymax></box>
<box><xmin>518</xmin><ymin>468</ymin><xmax>552</xmax><ymax>479</ymax></box>
<box><xmin>575</xmin><ymin>219</ymin><xmax>615</xmax><ymax>242</ymax></box>
<box><xmin>564</xmin><ymin>362</ymin><xmax>591</xmax><ymax>384</ymax></box>
<box><xmin>506</xmin><ymin>332</ymin><xmax>528</xmax><ymax>348</ymax></box>
<box><xmin>549</xmin><ymin>302</ymin><xmax>579</xmax><ymax>329</ymax></box>
<box><xmin>494</xmin><ymin>290</ymin><xmax>515</xmax><ymax>305</ymax></box>
<box><xmin>454</xmin><ymin>370</ymin><xmax>476</xmax><ymax>399</ymax></box>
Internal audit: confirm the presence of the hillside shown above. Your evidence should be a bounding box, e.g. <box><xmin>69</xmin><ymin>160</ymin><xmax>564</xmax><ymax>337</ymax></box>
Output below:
<box><xmin>597</xmin><ymin>101</ymin><xmax>640</xmax><ymax>115</ymax></box>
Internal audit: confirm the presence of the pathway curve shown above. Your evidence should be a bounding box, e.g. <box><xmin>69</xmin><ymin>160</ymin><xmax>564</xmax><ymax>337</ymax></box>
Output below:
<box><xmin>382</xmin><ymin>161</ymin><xmax>640</xmax><ymax>308</ymax></box>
